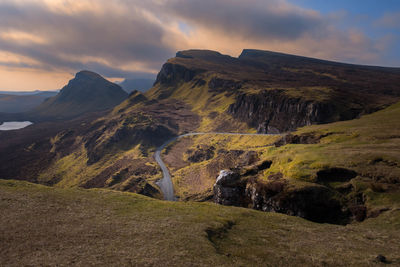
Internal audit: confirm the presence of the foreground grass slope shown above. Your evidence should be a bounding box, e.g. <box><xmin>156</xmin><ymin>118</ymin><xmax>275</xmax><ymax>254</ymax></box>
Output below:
<box><xmin>0</xmin><ymin>180</ymin><xmax>399</xmax><ymax>266</ymax></box>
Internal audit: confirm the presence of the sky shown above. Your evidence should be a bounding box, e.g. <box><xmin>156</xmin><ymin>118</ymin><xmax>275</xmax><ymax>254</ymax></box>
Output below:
<box><xmin>0</xmin><ymin>0</ymin><xmax>399</xmax><ymax>91</ymax></box>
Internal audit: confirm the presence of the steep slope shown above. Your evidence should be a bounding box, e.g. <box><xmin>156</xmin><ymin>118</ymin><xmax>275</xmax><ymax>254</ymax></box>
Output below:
<box><xmin>161</xmin><ymin>100</ymin><xmax>400</xmax><ymax>223</ymax></box>
<box><xmin>0</xmin><ymin>91</ymin><xmax>58</xmax><ymax>113</ymax></box>
<box><xmin>0</xmin><ymin>90</ymin><xmax>199</xmax><ymax>197</ymax></box>
<box><xmin>148</xmin><ymin>49</ymin><xmax>400</xmax><ymax>133</ymax></box>
<box><xmin>1</xmin><ymin>180</ymin><xmax>399</xmax><ymax>266</ymax></box>
<box><xmin>32</xmin><ymin>70</ymin><xmax>128</xmax><ymax>120</ymax></box>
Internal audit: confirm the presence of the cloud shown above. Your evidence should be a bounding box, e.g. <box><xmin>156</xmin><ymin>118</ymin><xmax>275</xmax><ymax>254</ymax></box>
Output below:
<box><xmin>163</xmin><ymin>0</ymin><xmax>324</xmax><ymax>41</ymax></box>
<box><xmin>0</xmin><ymin>0</ymin><xmax>397</xmax><ymax>91</ymax></box>
<box><xmin>0</xmin><ymin>0</ymin><xmax>177</xmax><ymax>78</ymax></box>
<box><xmin>159</xmin><ymin>0</ymin><xmax>390</xmax><ymax>65</ymax></box>
<box><xmin>375</xmin><ymin>12</ymin><xmax>400</xmax><ymax>29</ymax></box>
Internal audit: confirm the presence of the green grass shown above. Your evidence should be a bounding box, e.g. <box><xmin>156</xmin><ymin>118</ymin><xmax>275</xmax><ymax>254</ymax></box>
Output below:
<box><xmin>261</xmin><ymin>101</ymin><xmax>400</xmax><ymax>184</ymax></box>
<box><xmin>163</xmin><ymin>101</ymin><xmax>400</xmax><ymax>211</ymax></box>
<box><xmin>38</xmin><ymin>143</ymin><xmax>147</xmax><ymax>188</ymax></box>
<box><xmin>0</xmin><ymin>179</ymin><xmax>399</xmax><ymax>266</ymax></box>
<box><xmin>163</xmin><ymin>134</ymin><xmax>279</xmax><ymax>199</ymax></box>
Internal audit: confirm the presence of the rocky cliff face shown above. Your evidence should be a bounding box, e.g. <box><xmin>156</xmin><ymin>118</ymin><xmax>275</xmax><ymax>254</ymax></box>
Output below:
<box><xmin>213</xmin><ymin>168</ymin><xmax>360</xmax><ymax>224</ymax></box>
<box><xmin>213</xmin><ymin>170</ymin><xmax>247</xmax><ymax>206</ymax></box>
<box><xmin>150</xmin><ymin>49</ymin><xmax>400</xmax><ymax>133</ymax></box>
<box><xmin>228</xmin><ymin>90</ymin><xmax>339</xmax><ymax>133</ymax></box>
<box><xmin>244</xmin><ymin>178</ymin><xmax>346</xmax><ymax>224</ymax></box>
<box><xmin>155</xmin><ymin>63</ymin><xmax>198</xmax><ymax>87</ymax></box>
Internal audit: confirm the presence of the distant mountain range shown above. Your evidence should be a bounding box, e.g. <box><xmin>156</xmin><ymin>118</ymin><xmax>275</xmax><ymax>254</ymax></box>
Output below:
<box><xmin>0</xmin><ymin>91</ymin><xmax>58</xmax><ymax>113</ymax></box>
<box><xmin>0</xmin><ymin>90</ymin><xmax>59</xmax><ymax>96</ymax></box>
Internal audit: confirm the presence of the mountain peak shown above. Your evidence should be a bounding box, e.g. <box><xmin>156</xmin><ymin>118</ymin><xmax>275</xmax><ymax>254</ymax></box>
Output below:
<box><xmin>75</xmin><ymin>70</ymin><xmax>104</xmax><ymax>80</ymax></box>
<box><xmin>32</xmin><ymin>70</ymin><xmax>128</xmax><ymax>120</ymax></box>
<box><xmin>176</xmin><ymin>50</ymin><xmax>225</xmax><ymax>60</ymax></box>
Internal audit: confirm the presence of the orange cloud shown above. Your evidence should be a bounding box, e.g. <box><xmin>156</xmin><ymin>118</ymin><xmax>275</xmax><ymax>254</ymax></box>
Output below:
<box><xmin>0</xmin><ymin>0</ymin><xmax>396</xmax><ymax>91</ymax></box>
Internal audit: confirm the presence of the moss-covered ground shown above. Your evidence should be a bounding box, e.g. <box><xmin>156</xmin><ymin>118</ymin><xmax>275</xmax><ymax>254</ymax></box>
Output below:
<box><xmin>162</xmin><ymin>101</ymin><xmax>400</xmax><ymax>212</ymax></box>
<box><xmin>1</xmin><ymin>179</ymin><xmax>399</xmax><ymax>266</ymax></box>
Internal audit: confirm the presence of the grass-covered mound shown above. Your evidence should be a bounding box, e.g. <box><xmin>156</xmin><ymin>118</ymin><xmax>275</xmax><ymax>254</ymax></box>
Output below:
<box><xmin>0</xmin><ymin>179</ymin><xmax>399</xmax><ymax>266</ymax></box>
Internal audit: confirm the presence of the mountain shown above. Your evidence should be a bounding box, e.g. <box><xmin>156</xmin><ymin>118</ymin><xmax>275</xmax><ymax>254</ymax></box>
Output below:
<box><xmin>148</xmin><ymin>49</ymin><xmax>400</xmax><ymax>133</ymax></box>
<box><xmin>119</xmin><ymin>78</ymin><xmax>155</xmax><ymax>93</ymax></box>
<box><xmin>0</xmin><ymin>91</ymin><xmax>58</xmax><ymax>113</ymax></box>
<box><xmin>31</xmin><ymin>70</ymin><xmax>128</xmax><ymax>120</ymax></box>
<box><xmin>0</xmin><ymin>50</ymin><xmax>399</xmax><ymax>227</ymax></box>
<box><xmin>0</xmin><ymin>90</ymin><xmax>58</xmax><ymax>96</ymax></box>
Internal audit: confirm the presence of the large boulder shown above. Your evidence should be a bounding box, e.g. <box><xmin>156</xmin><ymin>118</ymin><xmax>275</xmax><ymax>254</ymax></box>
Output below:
<box><xmin>213</xmin><ymin>170</ymin><xmax>246</xmax><ymax>206</ymax></box>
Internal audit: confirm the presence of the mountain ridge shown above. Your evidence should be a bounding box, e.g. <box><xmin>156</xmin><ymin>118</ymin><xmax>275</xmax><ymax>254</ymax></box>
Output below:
<box><xmin>149</xmin><ymin>49</ymin><xmax>400</xmax><ymax>133</ymax></box>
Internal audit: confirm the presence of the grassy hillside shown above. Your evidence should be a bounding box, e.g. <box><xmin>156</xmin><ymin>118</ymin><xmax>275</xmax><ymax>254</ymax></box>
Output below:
<box><xmin>161</xmin><ymin>101</ymin><xmax>400</xmax><ymax>219</ymax></box>
<box><xmin>1</xmin><ymin>179</ymin><xmax>399</xmax><ymax>266</ymax></box>
<box><xmin>0</xmin><ymin>91</ymin><xmax>201</xmax><ymax>198</ymax></box>
<box><xmin>264</xmin><ymin>100</ymin><xmax>400</xmax><ymax>183</ymax></box>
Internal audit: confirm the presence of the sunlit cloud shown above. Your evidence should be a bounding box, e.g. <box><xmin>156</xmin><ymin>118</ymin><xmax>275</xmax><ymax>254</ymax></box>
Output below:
<box><xmin>0</xmin><ymin>0</ymin><xmax>398</xmax><ymax>91</ymax></box>
<box><xmin>0</xmin><ymin>31</ymin><xmax>48</xmax><ymax>45</ymax></box>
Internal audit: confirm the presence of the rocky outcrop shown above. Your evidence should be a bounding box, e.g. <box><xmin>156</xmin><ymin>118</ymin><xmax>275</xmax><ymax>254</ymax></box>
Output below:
<box><xmin>228</xmin><ymin>90</ymin><xmax>338</xmax><ymax>133</ymax></box>
<box><xmin>208</xmin><ymin>77</ymin><xmax>242</xmax><ymax>94</ymax></box>
<box><xmin>245</xmin><ymin>179</ymin><xmax>346</xmax><ymax>224</ymax></box>
<box><xmin>213</xmin><ymin>170</ymin><xmax>247</xmax><ymax>206</ymax></box>
<box><xmin>274</xmin><ymin>132</ymin><xmax>334</xmax><ymax>147</ymax></box>
<box><xmin>155</xmin><ymin>63</ymin><xmax>197</xmax><ymax>86</ymax></box>
<box><xmin>187</xmin><ymin>145</ymin><xmax>215</xmax><ymax>163</ymax></box>
<box><xmin>213</xmin><ymin>168</ymin><xmax>350</xmax><ymax>224</ymax></box>
<box><xmin>154</xmin><ymin>62</ymin><xmax>206</xmax><ymax>99</ymax></box>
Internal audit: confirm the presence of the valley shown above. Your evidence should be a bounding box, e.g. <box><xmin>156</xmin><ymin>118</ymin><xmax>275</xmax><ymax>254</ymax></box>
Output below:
<box><xmin>1</xmin><ymin>49</ymin><xmax>400</xmax><ymax>265</ymax></box>
<box><xmin>155</xmin><ymin>132</ymin><xmax>279</xmax><ymax>201</ymax></box>
<box><xmin>2</xmin><ymin>0</ymin><xmax>400</xmax><ymax>265</ymax></box>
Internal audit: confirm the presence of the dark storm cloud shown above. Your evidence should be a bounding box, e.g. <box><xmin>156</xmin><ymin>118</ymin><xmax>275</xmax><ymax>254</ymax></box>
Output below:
<box><xmin>163</xmin><ymin>0</ymin><xmax>325</xmax><ymax>41</ymax></box>
<box><xmin>0</xmin><ymin>1</ymin><xmax>175</xmax><ymax>77</ymax></box>
<box><xmin>0</xmin><ymin>0</ymin><xmax>393</xmax><ymax>81</ymax></box>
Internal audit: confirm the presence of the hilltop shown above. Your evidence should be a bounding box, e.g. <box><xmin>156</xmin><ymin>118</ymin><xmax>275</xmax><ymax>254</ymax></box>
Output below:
<box><xmin>31</xmin><ymin>71</ymin><xmax>128</xmax><ymax>120</ymax></box>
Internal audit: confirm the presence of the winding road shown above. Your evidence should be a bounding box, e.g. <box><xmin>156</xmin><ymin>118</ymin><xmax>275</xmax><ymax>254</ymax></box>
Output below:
<box><xmin>154</xmin><ymin>132</ymin><xmax>278</xmax><ymax>201</ymax></box>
